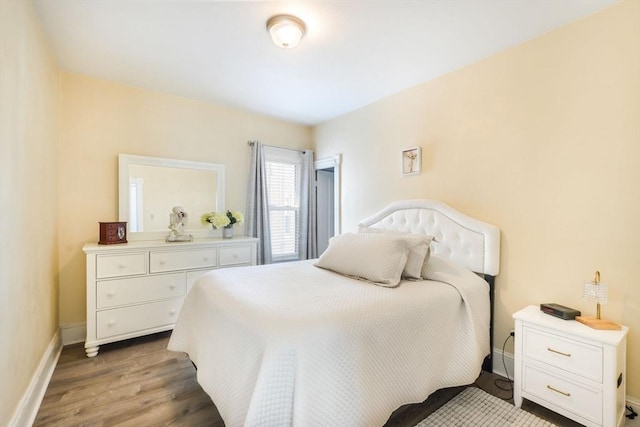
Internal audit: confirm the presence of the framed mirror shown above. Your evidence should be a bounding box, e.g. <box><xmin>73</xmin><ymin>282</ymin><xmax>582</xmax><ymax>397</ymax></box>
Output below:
<box><xmin>119</xmin><ymin>154</ymin><xmax>225</xmax><ymax>239</ymax></box>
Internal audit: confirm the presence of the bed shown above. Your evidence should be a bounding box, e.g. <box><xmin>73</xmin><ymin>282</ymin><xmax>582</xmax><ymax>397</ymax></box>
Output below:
<box><xmin>168</xmin><ymin>199</ymin><xmax>500</xmax><ymax>427</ymax></box>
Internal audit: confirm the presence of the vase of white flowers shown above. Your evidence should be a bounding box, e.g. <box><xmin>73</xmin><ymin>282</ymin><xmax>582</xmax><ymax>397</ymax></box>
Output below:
<box><xmin>201</xmin><ymin>210</ymin><xmax>244</xmax><ymax>239</ymax></box>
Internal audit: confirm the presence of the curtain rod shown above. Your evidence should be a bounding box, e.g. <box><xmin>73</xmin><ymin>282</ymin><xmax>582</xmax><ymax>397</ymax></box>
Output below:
<box><xmin>247</xmin><ymin>141</ymin><xmax>310</xmax><ymax>154</ymax></box>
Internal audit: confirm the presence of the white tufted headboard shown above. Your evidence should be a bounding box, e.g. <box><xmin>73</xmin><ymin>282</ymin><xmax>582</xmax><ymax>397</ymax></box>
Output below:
<box><xmin>358</xmin><ymin>199</ymin><xmax>500</xmax><ymax>276</ymax></box>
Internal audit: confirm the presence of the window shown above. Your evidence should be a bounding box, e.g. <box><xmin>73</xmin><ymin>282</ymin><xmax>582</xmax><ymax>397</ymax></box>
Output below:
<box><xmin>264</xmin><ymin>147</ymin><xmax>302</xmax><ymax>261</ymax></box>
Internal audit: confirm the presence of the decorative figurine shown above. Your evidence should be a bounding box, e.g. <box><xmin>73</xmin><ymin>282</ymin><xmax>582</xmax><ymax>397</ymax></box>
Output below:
<box><xmin>166</xmin><ymin>206</ymin><xmax>193</xmax><ymax>242</ymax></box>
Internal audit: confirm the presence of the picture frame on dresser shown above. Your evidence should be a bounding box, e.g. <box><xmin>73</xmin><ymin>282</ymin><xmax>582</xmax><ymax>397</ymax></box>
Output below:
<box><xmin>83</xmin><ymin>237</ymin><xmax>258</xmax><ymax>357</ymax></box>
<box><xmin>513</xmin><ymin>305</ymin><xmax>628</xmax><ymax>427</ymax></box>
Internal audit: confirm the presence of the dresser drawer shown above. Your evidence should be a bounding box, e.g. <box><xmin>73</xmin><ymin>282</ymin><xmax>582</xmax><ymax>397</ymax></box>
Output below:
<box><xmin>96</xmin><ymin>253</ymin><xmax>147</xmax><ymax>279</ymax></box>
<box><xmin>149</xmin><ymin>249</ymin><xmax>217</xmax><ymax>273</ymax></box>
<box><xmin>219</xmin><ymin>245</ymin><xmax>253</xmax><ymax>266</ymax></box>
<box><xmin>523</xmin><ymin>363</ymin><xmax>602</xmax><ymax>424</ymax></box>
<box><xmin>96</xmin><ymin>298</ymin><xmax>183</xmax><ymax>339</ymax></box>
<box><xmin>96</xmin><ymin>273</ymin><xmax>185</xmax><ymax>309</ymax></box>
<box><xmin>523</xmin><ymin>326</ymin><xmax>602</xmax><ymax>382</ymax></box>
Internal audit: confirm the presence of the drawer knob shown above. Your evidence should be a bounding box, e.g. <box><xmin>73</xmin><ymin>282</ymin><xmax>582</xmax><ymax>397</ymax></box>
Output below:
<box><xmin>547</xmin><ymin>384</ymin><xmax>571</xmax><ymax>397</ymax></box>
<box><xmin>107</xmin><ymin>291</ymin><xmax>115</xmax><ymax>297</ymax></box>
<box><xmin>107</xmin><ymin>320</ymin><xmax>115</xmax><ymax>326</ymax></box>
<box><xmin>169</xmin><ymin>308</ymin><xmax>177</xmax><ymax>315</ymax></box>
<box><xmin>118</xmin><ymin>264</ymin><xmax>126</xmax><ymax>269</ymax></box>
<box><xmin>169</xmin><ymin>284</ymin><xmax>176</xmax><ymax>290</ymax></box>
<box><xmin>547</xmin><ymin>347</ymin><xmax>571</xmax><ymax>357</ymax></box>
<box><xmin>159</xmin><ymin>260</ymin><xmax>166</xmax><ymax>265</ymax></box>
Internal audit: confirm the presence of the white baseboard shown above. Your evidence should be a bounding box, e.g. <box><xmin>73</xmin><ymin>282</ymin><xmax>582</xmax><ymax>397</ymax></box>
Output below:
<box><xmin>627</xmin><ymin>394</ymin><xmax>640</xmax><ymax>410</ymax></box>
<box><xmin>9</xmin><ymin>329</ymin><xmax>62</xmax><ymax>427</ymax></box>
<box><xmin>492</xmin><ymin>346</ymin><xmax>514</xmax><ymax>380</ymax></box>
<box><xmin>60</xmin><ymin>322</ymin><xmax>86</xmax><ymax>346</ymax></box>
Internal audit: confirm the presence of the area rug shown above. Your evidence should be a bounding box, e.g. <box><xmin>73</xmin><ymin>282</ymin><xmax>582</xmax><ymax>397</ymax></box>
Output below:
<box><xmin>415</xmin><ymin>387</ymin><xmax>556</xmax><ymax>426</ymax></box>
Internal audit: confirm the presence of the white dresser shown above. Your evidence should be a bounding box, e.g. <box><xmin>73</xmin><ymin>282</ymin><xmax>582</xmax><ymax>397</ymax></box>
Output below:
<box><xmin>513</xmin><ymin>305</ymin><xmax>628</xmax><ymax>427</ymax></box>
<box><xmin>83</xmin><ymin>237</ymin><xmax>258</xmax><ymax>357</ymax></box>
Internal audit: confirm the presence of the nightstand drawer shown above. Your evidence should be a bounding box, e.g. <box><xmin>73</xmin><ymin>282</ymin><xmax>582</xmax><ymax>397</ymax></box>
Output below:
<box><xmin>96</xmin><ymin>298</ymin><xmax>183</xmax><ymax>339</ymax></box>
<box><xmin>219</xmin><ymin>245</ymin><xmax>252</xmax><ymax>266</ymax></box>
<box><xmin>96</xmin><ymin>273</ymin><xmax>185</xmax><ymax>309</ymax></box>
<box><xmin>149</xmin><ymin>249</ymin><xmax>217</xmax><ymax>273</ymax></box>
<box><xmin>523</xmin><ymin>326</ymin><xmax>602</xmax><ymax>382</ymax></box>
<box><xmin>96</xmin><ymin>253</ymin><xmax>147</xmax><ymax>278</ymax></box>
<box><xmin>523</xmin><ymin>363</ymin><xmax>602</xmax><ymax>424</ymax></box>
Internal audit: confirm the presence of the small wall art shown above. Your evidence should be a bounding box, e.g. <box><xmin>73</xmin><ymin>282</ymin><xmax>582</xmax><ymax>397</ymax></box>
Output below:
<box><xmin>401</xmin><ymin>147</ymin><xmax>421</xmax><ymax>175</ymax></box>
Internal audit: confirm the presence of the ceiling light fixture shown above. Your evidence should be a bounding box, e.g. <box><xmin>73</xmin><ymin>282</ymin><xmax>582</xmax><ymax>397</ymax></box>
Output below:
<box><xmin>266</xmin><ymin>15</ymin><xmax>306</xmax><ymax>49</ymax></box>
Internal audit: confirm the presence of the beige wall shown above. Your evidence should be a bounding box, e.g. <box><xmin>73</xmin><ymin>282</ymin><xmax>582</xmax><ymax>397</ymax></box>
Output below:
<box><xmin>58</xmin><ymin>73</ymin><xmax>311</xmax><ymax>324</ymax></box>
<box><xmin>314</xmin><ymin>0</ymin><xmax>640</xmax><ymax>398</ymax></box>
<box><xmin>0</xmin><ymin>1</ymin><xmax>60</xmax><ymax>425</ymax></box>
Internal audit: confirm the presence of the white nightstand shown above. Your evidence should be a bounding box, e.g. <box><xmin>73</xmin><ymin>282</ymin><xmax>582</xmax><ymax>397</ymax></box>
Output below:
<box><xmin>513</xmin><ymin>305</ymin><xmax>628</xmax><ymax>427</ymax></box>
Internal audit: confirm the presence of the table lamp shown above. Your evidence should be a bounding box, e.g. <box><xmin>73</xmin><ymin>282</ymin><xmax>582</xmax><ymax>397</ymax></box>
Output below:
<box><xmin>576</xmin><ymin>271</ymin><xmax>621</xmax><ymax>330</ymax></box>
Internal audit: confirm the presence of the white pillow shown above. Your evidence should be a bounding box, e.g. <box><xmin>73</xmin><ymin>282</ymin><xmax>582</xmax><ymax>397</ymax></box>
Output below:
<box><xmin>314</xmin><ymin>233</ymin><xmax>420</xmax><ymax>287</ymax></box>
<box><xmin>358</xmin><ymin>226</ymin><xmax>433</xmax><ymax>279</ymax></box>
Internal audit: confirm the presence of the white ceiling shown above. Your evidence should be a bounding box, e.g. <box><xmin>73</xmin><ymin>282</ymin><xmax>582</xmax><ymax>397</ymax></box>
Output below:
<box><xmin>34</xmin><ymin>0</ymin><xmax>617</xmax><ymax>126</ymax></box>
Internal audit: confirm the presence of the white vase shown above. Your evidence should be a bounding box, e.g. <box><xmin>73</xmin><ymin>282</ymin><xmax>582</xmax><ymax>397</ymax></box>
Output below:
<box><xmin>222</xmin><ymin>226</ymin><xmax>233</xmax><ymax>239</ymax></box>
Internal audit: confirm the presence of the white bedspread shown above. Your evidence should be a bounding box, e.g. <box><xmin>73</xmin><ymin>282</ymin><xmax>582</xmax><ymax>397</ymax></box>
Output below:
<box><xmin>168</xmin><ymin>257</ymin><xmax>490</xmax><ymax>427</ymax></box>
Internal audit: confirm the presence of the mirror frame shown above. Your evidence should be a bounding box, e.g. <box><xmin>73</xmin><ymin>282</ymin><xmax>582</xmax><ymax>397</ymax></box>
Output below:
<box><xmin>118</xmin><ymin>154</ymin><xmax>225</xmax><ymax>240</ymax></box>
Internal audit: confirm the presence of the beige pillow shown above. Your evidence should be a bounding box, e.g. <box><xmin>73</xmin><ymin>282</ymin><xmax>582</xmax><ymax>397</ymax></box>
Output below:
<box><xmin>358</xmin><ymin>227</ymin><xmax>433</xmax><ymax>279</ymax></box>
<box><xmin>314</xmin><ymin>232</ymin><xmax>420</xmax><ymax>287</ymax></box>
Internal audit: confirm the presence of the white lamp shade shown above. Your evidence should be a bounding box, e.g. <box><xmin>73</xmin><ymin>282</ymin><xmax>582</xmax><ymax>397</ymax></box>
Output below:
<box><xmin>583</xmin><ymin>281</ymin><xmax>608</xmax><ymax>304</ymax></box>
<box><xmin>267</xmin><ymin>15</ymin><xmax>306</xmax><ymax>49</ymax></box>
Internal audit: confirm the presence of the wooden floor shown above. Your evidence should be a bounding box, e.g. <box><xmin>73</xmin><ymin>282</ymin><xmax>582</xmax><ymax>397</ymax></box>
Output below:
<box><xmin>35</xmin><ymin>331</ymin><xmax>584</xmax><ymax>427</ymax></box>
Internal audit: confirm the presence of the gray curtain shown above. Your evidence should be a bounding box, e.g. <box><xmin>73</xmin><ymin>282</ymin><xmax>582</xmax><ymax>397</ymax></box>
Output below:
<box><xmin>299</xmin><ymin>150</ymin><xmax>317</xmax><ymax>260</ymax></box>
<box><xmin>246</xmin><ymin>141</ymin><xmax>272</xmax><ymax>264</ymax></box>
